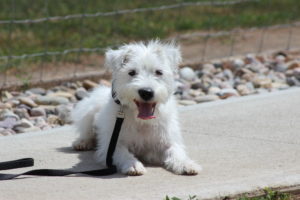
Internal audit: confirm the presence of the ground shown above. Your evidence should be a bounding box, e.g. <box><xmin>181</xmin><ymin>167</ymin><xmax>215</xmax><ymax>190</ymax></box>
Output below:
<box><xmin>1</xmin><ymin>24</ymin><xmax>300</xmax><ymax>90</ymax></box>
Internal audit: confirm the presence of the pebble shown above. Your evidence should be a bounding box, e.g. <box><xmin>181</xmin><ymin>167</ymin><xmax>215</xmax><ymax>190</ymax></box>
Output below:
<box><xmin>99</xmin><ymin>79</ymin><xmax>111</xmax><ymax>87</ymax></box>
<box><xmin>4</xmin><ymin>91</ymin><xmax>13</xmax><ymax>99</ymax></box>
<box><xmin>35</xmin><ymin>96</ymin><xmax>69</xmax><ymax>105</ymax></box>
<box><xmin>218</xmin><ymin>88</ymin><xmax>239</xmax><ymax>99</ymax></box>
<box><xmin>56</xmin><ymin>105</ymin><xmax>73</xmax><ymax>125</ymax></box>
<box><xmin>27</xmin><ymin>88</ymin><xmax>46</xmax><ymax>95</ymax></box>
<box><xmin>0</xmin><ymin>128</ymin><xmax>15</xmax><ymax>136</ymax></box>
<box><xmin>19</xmin><ymin>97</ymin><xmax>38</xmax><ymax>108</ymax></box>
<box><xmin>75</xmin><ymin>87</ymin><xmax>89</xmax><ymax>100</ymax></box>
<box><xmin>232</xmin><ymin>58</ymin><xmax>245</xmax><ymax>69</ymax></box>
<box><xmin>208</xmin><ymin>86</ymin><xmax>221</xmax><ymax>95</ymax></box>
<box><xmin>47</xmin><ymin>115</ymin><xmax>61</xmax><ymax>125</ymax></box>
<box><xmin>190</xmin><ymin>82</ymin><xmax>204</xmax><ymax>90</ymax></box>
<box><xmin>13</xmin><ymin>119</ymin><xmax>34</xmax><ymax>133</ymax></box>
<box><xmin>0</xmin><ymin>118</ymin><xmax>18</xmax><ymax>129</ymax></box>
<box><xmin>83</xmin><ymin>80</ymin><xmax>98</xmax><ymax>90</ymax></box>
<box><xmin>48</xmin><ymin>91</ymin><xmax>74</xmax><ymax>99</ymax></box>
<box><xmin>16</xmin><ymin>126</ymin><xmax>41</xmax><ymax>133</ymax></box>
<box><xmin>179</xmin><ymin>67</ymin><xmax>196</xmax><ymax>81</ymax></box>
<box><xmin>195</xmin><ymin>95</ymin><xmax>219</xmax><ymax>103</ymax></box>
<box><xmin>236</xmin><ymin>84</ymin><xmax>252</xmax><ymax>96</ymax></box>
<box><xmin>0</xmin><ymin>109</ymin><xmax>20</xmax><ymax>121</ymax></box>
<box><xmin>13</xmin><ymin>108</ymin><xmax>30</xmax><ymax>119</ymax></box>
<box><xmin>30</xmin><ymin>107</ymin><xmax>46</xmax><ymax>117</ymax></box>
<box><xmin>178</xmin><ymin>100</ymin><xmax>197</xmax><ymax>106</ymax></box>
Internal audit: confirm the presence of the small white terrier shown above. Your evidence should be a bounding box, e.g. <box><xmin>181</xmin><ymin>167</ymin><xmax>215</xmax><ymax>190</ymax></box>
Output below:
<box><xmin>72</xmin><ymin>41</ymin><xmax>201</xmax><ymax>176</ymax></box>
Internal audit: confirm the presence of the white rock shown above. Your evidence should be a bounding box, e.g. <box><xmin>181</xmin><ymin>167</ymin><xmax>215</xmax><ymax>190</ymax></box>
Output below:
<box><xmin>233</xmin><ymin>58</ymin><xmax>245</xmax><ymax>69</ymax></box>
<box><xmin>179</xmin><ymin>67</ymin><xmax>196</xmax><ymax>81</ymax></box>
<box><xmin>208</xmin><ymin>87</ymin><xmax>221</xmax><ymax>95</ymax></box>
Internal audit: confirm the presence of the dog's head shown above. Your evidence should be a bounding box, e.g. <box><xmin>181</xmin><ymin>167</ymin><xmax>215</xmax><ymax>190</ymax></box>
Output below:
<box><xmin>105</xmin><ymin>40</ymin><xmax>181</xmax><ymax>120</ymax></box>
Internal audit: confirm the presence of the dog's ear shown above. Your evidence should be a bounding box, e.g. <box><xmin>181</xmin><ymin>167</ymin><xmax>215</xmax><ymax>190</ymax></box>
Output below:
<box><xmin>105</xmin><ymin>48</ymin><xmax>131</xmax><ymax>71</ymax></box>
<box><xmin>166</xmin><ymin>44</ymin><xmax>182</xmax><ymax>74</ymax></box>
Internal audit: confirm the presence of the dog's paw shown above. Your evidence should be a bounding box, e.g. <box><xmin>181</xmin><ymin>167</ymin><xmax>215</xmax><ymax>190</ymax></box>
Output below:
<box><xmin>72</xmin><ymin>138</ymin><xmax>95</xmax><ymax>151</ymax></box>
<box><xmin>121</xmin><ymin>161</ymin><xmax>147</xmax><ymax>176</ymax></box>
<box><xmin>168</xmin><ymin>160</ymin><xmax>202</xmax><ymax>176</ymax></box>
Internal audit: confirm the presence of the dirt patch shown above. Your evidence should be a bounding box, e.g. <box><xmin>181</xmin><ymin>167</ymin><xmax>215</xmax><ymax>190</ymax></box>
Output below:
<box><xmin>1</xmin><ymin>24</ymin><xmax>300</xmax><ymax>90</ymax></box>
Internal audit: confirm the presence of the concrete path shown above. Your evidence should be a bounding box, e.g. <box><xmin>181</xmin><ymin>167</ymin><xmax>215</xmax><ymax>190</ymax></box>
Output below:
<box><xmin>1</xmin><ymin>88</ymin><xmax>300</xmax><ymax>200</ymax></box>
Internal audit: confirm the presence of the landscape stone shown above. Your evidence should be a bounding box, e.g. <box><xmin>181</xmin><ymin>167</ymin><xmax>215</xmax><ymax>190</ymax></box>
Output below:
<box><xmin>19</xmin><ymin>97</ymin><xmax>38</xmax><ymax>108</ymax></box>
<box><xmin>178</xmin><ymin>100</ymin><xmax>197</xmax><ymax>106</ymax></box>
<box><xmin>75</xmin><ymin>87</ymin><xmax>89</xmax><ymax>100</ymax></box>
<box><xmin>0</xmin><ymin>109</ymin><xmax>20</xmax><ymax>121</ymax></box>
<box><xmin>83</xmin><ymin>80</ymin><xmax>98</xmax><ymax>90</ymax></box>
<box><xmin>27</xmin><ymin>88</ymin><xmax>46</xmax><ymax>95</ymax></box>
<box><xmin>179</xmin><ymin>67</ymin><xmax>196</xmax><ymax>81</ymax></box>
<box><xmin>35</xmin><ymin>96</ymin><xmax>69</xmax><ymax>105</ymax></box>
<box><xmin>195</xmin><ymin>95</ymin><xmax>219</xmax><ymax>103</ymax></box>
<box><xmin>0</xmin><ymin>118</ymin><xmax>18</xmax><ymax>129</ymax></box>
<box><xmin>30</xmin><ymin>107</ymin><xmax>46</xmax><ymax>117</ymax></box>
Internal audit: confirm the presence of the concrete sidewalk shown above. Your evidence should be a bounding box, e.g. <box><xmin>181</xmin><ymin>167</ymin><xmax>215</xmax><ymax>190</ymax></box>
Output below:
<box><xmin>1</xmin><ymin>88</ymin><xmax>300</xmax><ymax>200</ymax></box>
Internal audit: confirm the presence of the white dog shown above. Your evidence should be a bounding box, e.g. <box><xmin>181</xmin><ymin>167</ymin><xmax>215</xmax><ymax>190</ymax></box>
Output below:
<box><xmin>71</xmin><ymin>41</ymin><xmax>201</xmax><ymax>176</ymax></box>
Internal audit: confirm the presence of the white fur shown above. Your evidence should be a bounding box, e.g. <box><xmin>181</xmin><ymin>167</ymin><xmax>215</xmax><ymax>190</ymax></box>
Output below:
<box><xmin>72</xmin><ymin>41</ymin><xmax>202</xmax><ymax>176</ymax></box>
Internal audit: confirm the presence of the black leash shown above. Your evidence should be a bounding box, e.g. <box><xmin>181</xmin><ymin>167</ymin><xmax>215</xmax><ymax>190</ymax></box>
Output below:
<box><xmin>0</xmin><ymin>105</ymin><xmax>124</xmax><ymax>181</ymax></box>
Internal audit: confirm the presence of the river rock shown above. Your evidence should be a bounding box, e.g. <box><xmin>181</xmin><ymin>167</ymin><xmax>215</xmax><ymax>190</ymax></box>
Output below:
<box><xmin>0</xmin><ymin>118</ymin><xmax>18</xmax><ymax>129</ymax></box>
<box><xmin>232</xmin><ymin>58</ymin><xmax>245</xmax><ymax>69</ymax></box>
<box><xmin>30</xmin><ymin>107</ymin><xmax>46</xmax><ymax>117</ymax></box>
<box><xmin>208</xmin><ymin>86</ymin><xmax>221</xmax><ymax>95</ymax></box>
<box><xmin>13</xmin><ymin>108</ymin><xmax>30</xmax><ymax>119</ymax></box>
<box><xmin>202</xmin><ymin>63</ymin><xmax>216</xmax><ymax>74</ymax></box>
<box><xmin>0</xmin><ymin>109</ymin><xmax>20</xmax><ymax>121</ymax></box>
<box><xmin>75</xmin><ymin>87</ymin><xmax>89</xmax><ymax>100</ymax></box>
<box><xmin>179</xmin><ymin>67</ymin><xmax>196</xmax><ymax>81</ymax></box>
<box><xmin>236</xmin><ymin>84</ymin><xmax>252</xmax><ymax>96</ymax></box>
<box><xmin>56</xmin><ymin>105</ymin><xmax>73</xmax><ymax>125</ymax></box>
<box><xmin>19</xmin><ymin>97</ymin><xmax>38</xmax><ymax>108</ymax></box>
<box><xmin>99</xmin><ymin>79</ymin><xmax>111</xmax><ymax>87</ymax></box>
<box><xmin>35</xmin><ymin>96</ymin><xmax>69</xmax><ymax>105</ymax></box>
<box><xmin>195</xmin><ymin>95</ymin><xmax>219</xmax><ymax>103</ymax></box>
<box><xmin>0</xmin><ymin>128</ymin><xmax>15</xmax><ymax>136</ymax></box>
<box><xmin>17</xmin><ymin>126</ymin><xmax>41</xmax><ymax>133</ymax></box>
<box><xmin>13</xmin><ymin>119</ymin><xmax>34</xmax><ymax>133</ymax></box>
<box><xmin>83</xmin><ymin>80</ymin><xmax>98</xmax><ymax>90</ymax></box>
<box><xmin>48</xmin><ymin>91</ymin><xmax>74</xmax><ymax>99</ymax></box>
<box><xmin>178</xmin><ymin>100</ymin><xmax>197</xmax><ymax>106</ymax></box>
<box><xmin>47</xmin><ymin>115</ymin><xmax>61</xmax><ymax>125</ymax></box>
<box><xmin>27</xmin><ymin>88</ymin><xmax>46</xmax><ymax>95</ymax></box>
<box><xmin>218</xmin><ymin>88</ymin><xmax>239</xmax><ymax>99</ymax></box>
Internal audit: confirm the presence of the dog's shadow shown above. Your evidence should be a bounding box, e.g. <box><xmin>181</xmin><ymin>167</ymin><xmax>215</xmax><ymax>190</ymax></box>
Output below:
<box><xmin>56</xmin><ymin>147</ymin><xmax>126</xmax><ymax>179</ymax></box>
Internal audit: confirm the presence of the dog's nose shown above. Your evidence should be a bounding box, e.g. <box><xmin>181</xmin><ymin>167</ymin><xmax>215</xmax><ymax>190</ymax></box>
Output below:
<box><xmin>138</xmin><ymin>88</ymin><xmax>154</xmax><ymax>101</ymax></box>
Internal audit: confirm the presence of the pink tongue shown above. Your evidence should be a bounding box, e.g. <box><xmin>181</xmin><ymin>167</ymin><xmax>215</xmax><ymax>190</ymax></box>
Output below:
<box><xmin>137</xmin><ymin>102</ymin><xmax>155</xmax><ymax>120</ymax></box>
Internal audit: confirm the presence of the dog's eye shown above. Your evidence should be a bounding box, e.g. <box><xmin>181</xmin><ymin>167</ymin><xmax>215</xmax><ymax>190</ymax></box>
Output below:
<box><xmin>128</xmin><ymin>70</ymin><xmax>136</xmax><ymax>76</ymax></box>
<box><xmin>155</xmin><ymin>70</ymin><xmax>163</xmax><ymax>76</ymax></box>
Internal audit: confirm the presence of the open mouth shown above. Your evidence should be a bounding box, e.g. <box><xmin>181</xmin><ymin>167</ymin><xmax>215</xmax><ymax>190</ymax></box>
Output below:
<box><xmin>134</xmin><ymin>99</ymin><xmax>156</xmax><ymax>120</ymax></box>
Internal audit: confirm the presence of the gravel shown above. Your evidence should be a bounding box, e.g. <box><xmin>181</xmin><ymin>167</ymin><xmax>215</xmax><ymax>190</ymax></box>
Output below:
<box><xmin>1</xmin><ymin>51</ymin><xmax>300</xmax><ymax>136</ymax></box>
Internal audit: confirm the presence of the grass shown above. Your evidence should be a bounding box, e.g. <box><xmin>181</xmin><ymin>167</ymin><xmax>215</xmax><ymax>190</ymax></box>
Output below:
<box><xmin>1</xmin><ymin>0</ymin><xmax>300</xmax><ymax>56</ymax></box>
<box><xmin>164</xmin><ymin>188</ymin><xmax>293</xmax><ymax>200</ymax></box>
<box><xmin>1</xmin><ymin>0</ymin><xmax>300</xmax><ymax>72</ymax></box>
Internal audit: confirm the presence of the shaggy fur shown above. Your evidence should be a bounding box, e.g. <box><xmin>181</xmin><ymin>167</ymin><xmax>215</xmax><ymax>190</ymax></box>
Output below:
<box><xmin>72</xmin><ymin>41</ymin><xmax>202</xmax><ymax>176</ymax></box>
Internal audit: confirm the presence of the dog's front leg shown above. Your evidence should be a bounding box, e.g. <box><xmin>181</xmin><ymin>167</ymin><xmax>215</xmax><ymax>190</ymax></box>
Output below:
<box><xmin>113</xmin><ymin>144</ymin><xmax>147</xmax><ymax>176</ymax></box>
<box><xmin>163</xmin><ymin>143</ymin><xmax>202</xmax><ymax>175</ymax></box>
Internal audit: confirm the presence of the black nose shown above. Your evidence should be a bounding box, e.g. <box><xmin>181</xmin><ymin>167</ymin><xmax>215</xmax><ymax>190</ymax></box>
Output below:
<box><xmin>138</xmin><ymin>88</ymin><xmax>154</xmax><ymax>101</ymax></box>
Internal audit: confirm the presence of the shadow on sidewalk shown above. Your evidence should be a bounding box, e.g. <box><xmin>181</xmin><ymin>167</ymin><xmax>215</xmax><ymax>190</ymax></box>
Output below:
<box><xmin>56</xmin><ymin>146</ymin><xmax>126</xmax><ymax>179</ymax></box>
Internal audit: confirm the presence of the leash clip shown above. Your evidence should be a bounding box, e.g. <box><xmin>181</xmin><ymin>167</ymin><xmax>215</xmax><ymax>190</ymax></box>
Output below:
<box><xmin>117</xmin><ymin>106</ymin><xmax>124</xmax><ymax>118</ymax></box>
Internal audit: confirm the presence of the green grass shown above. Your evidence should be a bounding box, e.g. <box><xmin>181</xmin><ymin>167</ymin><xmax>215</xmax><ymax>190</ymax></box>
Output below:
<box><xmin>1</xmin><ymin>0</ymin><xmax>300</xmax><ymax>56</ymax></box>
<box><xmin>164</xmin><ymin>188</ymin><xmax>293</xmax><ymax>200</ymax></box>
<box><xmin>1</xmin><ymin>0</ymin><xmax>300</xmax><ymax>71</ymax></box>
